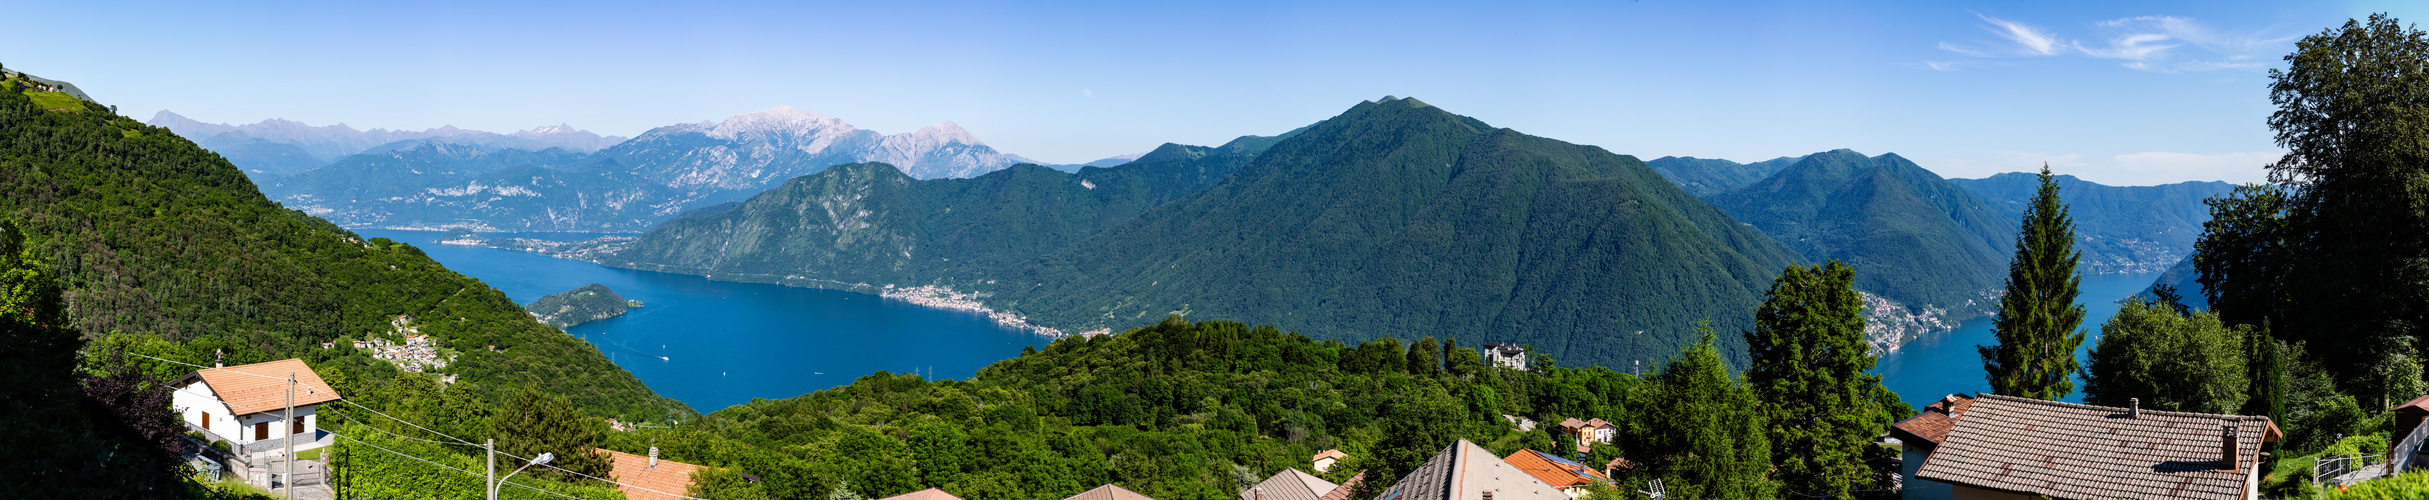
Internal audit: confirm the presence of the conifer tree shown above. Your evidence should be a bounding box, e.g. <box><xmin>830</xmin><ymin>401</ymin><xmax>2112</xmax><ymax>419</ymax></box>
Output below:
<box><xmin>1745</xmin><ymin>261</ymin><xmax>1879</xmax><ymax>498</ymax></box>
<box><xmin>1979</xmin><ymin>165</ymin><xmax>2087</xmax><ymax>400</ymax></box>
<box><xmin>1631</xmin><ymin>329</ymin><xmax>1773</xmax><ymax>499</ymax></box>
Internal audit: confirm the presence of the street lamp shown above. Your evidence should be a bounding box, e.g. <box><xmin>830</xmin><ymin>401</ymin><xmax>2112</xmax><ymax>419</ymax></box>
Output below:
<box><xmin>490</xmin><ymin>452</ymin><xmax>553</xmax><ymax>500</ymax></box>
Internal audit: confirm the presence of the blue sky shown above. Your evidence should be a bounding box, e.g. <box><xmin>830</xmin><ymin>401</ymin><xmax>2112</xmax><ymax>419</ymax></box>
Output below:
<box><xmin>5</xmin><ymin>1</ymin><xmax>2417</xmax><ymax>185</ymax></box>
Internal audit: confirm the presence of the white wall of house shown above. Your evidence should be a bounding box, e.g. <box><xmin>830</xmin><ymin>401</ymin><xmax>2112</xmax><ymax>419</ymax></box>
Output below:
<box><xmin>171</xmin><ymin>379</ymin><xmax>320</xmax><ymax>449</ymax></box>
<box><xmin>172</xmin><ymin>379</ymin><xmax>242</xmax><ymax>441</ymax></box>
<box><xmin>1313</xmin><ymin>457</ymin><xmax>1337</xmax><ymax>473</ymax></box>
<box><xmin>1901</xmin><ymin>446</ymin><xmax>1952</xmax><ymax>500</ymax></box>
<box><xmin>1591</xmin><ymin>427</ymin><xmax>1616</xmax><ymax>444</ymax></box>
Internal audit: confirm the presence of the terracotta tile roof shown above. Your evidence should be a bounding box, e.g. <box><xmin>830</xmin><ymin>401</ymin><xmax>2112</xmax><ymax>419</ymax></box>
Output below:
<box><xmin>1583</xmin><ymin>418</ymin><xmax>1613</xmax><ymax>430</ymax></box>
<box><xmin>1912</xmin><ymin>394</ymin><xmax>2279</xmax><ymax>500</ymax></box>
<box><xmin>879</xmin><ymin>488</ymin><xmax>965</xmax><ymax>500</ymax></box>
<box><xmin>1064</xmin><ymin>484</ymin><xmax>1158</xmax><ymax>500</ymax></box>
<box><xmin>1320</xmin><ymin>472</ymin><xmax>1367</xmax><ymax>500</ymax></box>
<box><xmin>1240</xmin><ymin>469</ymin><xmax>1339</xmax><ymax>500</ymax></box>
<box><xmin>187</xmin><ymin>359</ymin><xmax>343</xmax><ymax>415</ymax></box>
<box><xmin>599</xmin><ymin>448</ymin><xmax>705</xmax><ymax>500</ymax></box>
<box><xmin>1557</xmin><ymin>418</ymin><xmax>1585</xmax><ymax>430</ymax></box>
<box><xmin>1604</xmin><ymin>457</ymin><xmax>1636</xmax><ymax>471</ymax></box>
<box><xmin>1889</xmin><ymin>393</ymin><xmax>1975</xmax><ymax>446</ymax></box>
<box><xmin>1502</xmin><ymin>449</ymin><xmax>1615</xmax><ymax>490</ymax></box>
<box><xmin>1314</xmin><ymin>449</ymin><xmax>1348</xmax><ymax>462</ymax></box>
<box><xmin>1374</xmin><ymin>439</ymin><xmax>1568</xmax><ymax>500</ymax></box>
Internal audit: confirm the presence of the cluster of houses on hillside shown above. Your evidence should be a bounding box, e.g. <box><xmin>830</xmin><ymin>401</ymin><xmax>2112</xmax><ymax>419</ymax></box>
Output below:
<box><xmin>355</xmin><ymin>334</ymin><xmax>451</xmax><ymax>373</ymax></box>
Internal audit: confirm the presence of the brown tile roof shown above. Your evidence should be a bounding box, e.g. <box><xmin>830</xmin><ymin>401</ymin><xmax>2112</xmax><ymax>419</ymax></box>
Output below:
<box><xmin>1240</xmin><ymin>469</ymin><xmax>1339</xmax><ymax>500</ymax></box>
<box><xmin>1583</xmin><ymin>418</ymin><xmax>1613</xmax><ymax>430</ymax></box>
<box><xmin>1313</xmin><ymin>449</ymin><xmax>1348</xmax><ymax>462</ymax></box>
<box><xmin>1912</xmin><ymin>394</ymin><xmax>2279</xmax><ymax>500</ymax></box>
<box><xmin>1374</xmin><ymin>439</ymin><xmax>1569</xmax><ymax>500</ymax></box>
<box><xmin>1889</xmin><ymin>393</ymin><xmax>1975</xmax><ymax>446</ymax></box>
<box><xmin>187</xmin><ymin>359</ymin><xmax>343</xmax><ymax>415</ymax></box>
<box><xmin>1502</xmin><ymin>449</ymin><xmax>1616</xmax><ymax>490</ymax></box>
<box><xmin>1320</xmin><ymin>472</ymin><xmax>1367</xmax><ymax>500</ymax></box>
<box><xmin>1557</xmin><ymin>418</ymin><xmax>1585</xmax><ymax>430</ymax></box>
<box><xmin>598</xmin><ymin>448</ymin><xmax>705</xmax><ymax>500</ymax></box>
<box><xmin>1064</xmin><ymin>484</ymin><xmax>1157</xmax><ymax>500</ymax></box>
<box><xmin>879</xmin><ymin>488</ymin><xmax>965</xmax><ymax>500</ymax></box>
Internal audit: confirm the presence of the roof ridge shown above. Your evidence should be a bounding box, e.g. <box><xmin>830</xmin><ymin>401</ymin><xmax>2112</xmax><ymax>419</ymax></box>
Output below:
<box><xmin>1974</xmin><ymin>393</ymin><xmax>2268</xmax><ymax>421</ymax></box>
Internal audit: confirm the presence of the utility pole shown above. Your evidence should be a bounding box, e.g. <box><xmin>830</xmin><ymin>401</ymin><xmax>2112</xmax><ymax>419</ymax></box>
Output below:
<box><xmin>285</xmin><ymin>372</ymin><xmax>296</xmax><ymax>500</ymax></box>
<box><xmin>486</xmin><ymin>438</ymin><xmax>497</xmax><ymax>500</ymax></box>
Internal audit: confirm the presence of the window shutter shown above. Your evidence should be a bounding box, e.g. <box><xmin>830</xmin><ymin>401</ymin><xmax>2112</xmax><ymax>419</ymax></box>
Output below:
<box><xmin>202</xmin><ymin>412</ymin><xmax>211</xmax><ymax>430</ymax></box>
<box><xmin>256</xmin><ymin>422</ymin><xmax>268</xmax><ymax>440</ymax></box>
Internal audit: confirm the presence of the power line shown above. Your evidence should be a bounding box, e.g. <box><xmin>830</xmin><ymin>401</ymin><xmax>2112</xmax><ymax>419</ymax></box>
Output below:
<box><xmin>325</xmin><ymin>429</ymin><xmax>591</xmax><ymax>500</ymax></box>
<box><xmin>331</xmin><ymin>400</ymin><xmax>482</xmax><ymax>446</ymax></box>
<box><xmin>318</xmin><ymin>408</ymin><xmax>475</xmax><ymax>448</ymax></box>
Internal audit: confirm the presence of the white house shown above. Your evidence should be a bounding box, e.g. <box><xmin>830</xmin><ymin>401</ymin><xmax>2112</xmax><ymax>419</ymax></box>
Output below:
<box><xmin>1480</xmin><ymin>342</ymin><xmax>1527</xmax><ymax>370</ymax></box>
<box><xmin>171</xmin><ymin>358</ymin><xmax>344</xmax><ymax>457</ymax></box>
<box><xmin>1312</xmin><ymin>449</ymin><xmax>1347</xmax><ymax>473</ymax></box>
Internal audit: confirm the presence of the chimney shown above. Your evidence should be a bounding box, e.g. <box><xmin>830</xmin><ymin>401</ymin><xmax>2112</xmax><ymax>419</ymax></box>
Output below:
<box><xmin>2129</xmin><ymin>398</ymin><xmax>2140</xmax><ymax>418</ymax></box>
<box><xmin>214</xmin><ymin>349</ymin><xmax>224</xmax><ymax>369</ymax></box>
<box><xmin>2222</xmin><ymin>425</ymin><xmax>2241</xmax><ymax>472</ymax></box>
<box><xmin>1253</xmin><ymin>488</ymin><xmax>1264</xmax><ymax>500</ymax></box>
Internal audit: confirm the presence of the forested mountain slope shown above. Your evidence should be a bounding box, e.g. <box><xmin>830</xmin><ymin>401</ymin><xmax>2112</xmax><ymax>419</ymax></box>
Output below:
<box><xmin>1703</xmin><ymin>149</ymin><xmax>2014</xmax><ymax>321</ymax></box>
<box><xmin>1948</xmin><ymin>172</ymin><xmax>2233</xmax><ymax>274</ymax></box>
<box><xmin>1645</xmin><ymin>155</ymin><xmax>1803</xmax><ymax>196</ymax></box>
<box><xmin>595</xmin><ymin>147</ymin><xmax>1261</xmax><ymax>290</ymax></box>
<box><xmin>991</xmin><ymin>97</ymin><xmax>1801</xmax><ymax>368</ymax></box>
<box><xmin>0</xmin><ymin>83</ymin><xmax>687</xmax><ymax>420</ymax></box>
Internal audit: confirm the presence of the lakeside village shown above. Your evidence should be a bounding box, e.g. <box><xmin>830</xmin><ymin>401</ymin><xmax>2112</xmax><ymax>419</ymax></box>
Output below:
<box><xmin>881</xmin><ymin>284</ymin><xmax>1111</xmax><ymax>339</ymax></box>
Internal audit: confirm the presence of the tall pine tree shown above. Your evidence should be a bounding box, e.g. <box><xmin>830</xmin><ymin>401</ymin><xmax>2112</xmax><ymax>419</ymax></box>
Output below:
<box><xmin>1745</xmin><ymin>261</ymin><xmax>1882</xmax><ymax>498</ymax></box>
<box><xmin>1632</xmin><ymin>329</ymin><xmax>1774</xmax><ymax>499</ymax></box>
<box><xmin>1979</xmin><ymin>165</ymin><xmax>2087</xmax><ymax>400</ymax></box>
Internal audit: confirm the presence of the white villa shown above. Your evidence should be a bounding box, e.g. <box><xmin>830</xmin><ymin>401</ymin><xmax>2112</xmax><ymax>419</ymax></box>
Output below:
<box><xmin>1480</xmin><ymin>342</ymin><xmax>1528</xmax><ymax>370</ymax></box>
<box><xmin>171</xmin><ymin>358</ymin><xmax>344</xmax><ymax>457</ymax></box>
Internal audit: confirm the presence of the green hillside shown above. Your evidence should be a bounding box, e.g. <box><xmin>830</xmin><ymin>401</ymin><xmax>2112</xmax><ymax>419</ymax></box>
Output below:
<box><xmin>0</xmin><ymin>79</ymin><xmax>687</xmax><ymax>420</ymax></box>
<box><xmin>1948</xmin><ymin>172</ymin><xmax>2233</xmax><ymax>274</ymax></box>
<box><xmin>1703</xmin><ymin>149</ymin><xmax>2013</xmax><ymax>319</ymax></box>
<box><xmin>1644</xmin><ymin>154</ymin><xmax>1803</xmax><ymax>196</ymax></box>
<box><xmin>599</xmin><ymin>149</ymin><xmax>1258</xmax><ymax>290</ymax></box>
<box><xmin>991</xmin><ymin>98</ymin><xmax>1802</xmax><ymax>367</ymax></box>
<box><xmin>525</xmin><ymin>283</ymin><xmax>640</xmax><ymax>328</ymax></box>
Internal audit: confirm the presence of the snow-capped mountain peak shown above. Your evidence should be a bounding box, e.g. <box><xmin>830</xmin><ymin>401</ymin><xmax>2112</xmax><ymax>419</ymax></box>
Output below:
<box><xmin>907</xmin><ymin>121</ymin><xmax>984</xmax><ymax>147</ymax></box>
<box><xmin>517</xmin><ymin>124</ymin><xmax>582</xmax><ymax>136</ymax></box>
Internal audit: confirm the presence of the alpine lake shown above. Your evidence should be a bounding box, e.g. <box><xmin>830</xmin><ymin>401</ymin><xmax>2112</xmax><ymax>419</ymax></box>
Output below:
<box><xmin>368</xmin><ymin>228</ymin><xmax>2155</xmax><ymax>415</ymax></box>
<box><xmin>359</xmin><ymin>229</ymin><xmax>1052</xmax><ymax>415</ymax></box>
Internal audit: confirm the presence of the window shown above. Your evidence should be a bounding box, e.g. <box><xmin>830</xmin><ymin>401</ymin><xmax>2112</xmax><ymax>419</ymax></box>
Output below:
<box><xmin>255</xmin><ymin>422</ymin><xmax>268</xmax><ymax>440</ymax></box>
<box><xmin>292</xmin><ymin>417</ymin><xmax>305</xmax><ymax>436</ymax></box>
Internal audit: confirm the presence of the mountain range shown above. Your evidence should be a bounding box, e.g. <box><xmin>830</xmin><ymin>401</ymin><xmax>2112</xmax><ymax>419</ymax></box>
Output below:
<box><xmin>149</xmin><ymin>111</ymin><xmax>628</xmax><ymax>176</ymax></box>
<box><xmin>507</xmin><ymin>97</ymin><xmax>1803</xmax><ymax>368</ymax></box>
<box><xmin>246</xmin><ymin>106</ymin><xmax>1037</xmax><ymax>232</ymax></box>
<box><xmin>1946</xmin><ymin>173</ymin><xmax>2234</xmax><ymax>274</ymax></box>
<box><xmin>1645</xmin><ymin>155</ymin><xmax>1806</xmax><ymax>196</ymax></box>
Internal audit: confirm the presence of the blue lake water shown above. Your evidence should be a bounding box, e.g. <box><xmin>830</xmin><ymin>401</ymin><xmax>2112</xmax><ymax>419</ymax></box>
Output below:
<box><xmin>358</xmin><ymin>229</ymin><xmax>1052</xmax><ymax>415</ymax></box>
<box><xmin>367</xmin><ymin>227</ymin><xmax>2153</xmax><ymax>415</ymax></box>
<box><xmin>1871</xmin><ymin>271</ymin><xmax>2161</xmax><ymax>410</ymax></box>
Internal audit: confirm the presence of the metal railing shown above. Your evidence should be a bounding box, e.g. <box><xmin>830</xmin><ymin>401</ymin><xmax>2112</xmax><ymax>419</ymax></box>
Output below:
<box><xmin>2315</xmin><ymin>453</ymin><xmax>2387</xmax><ymax>487</ymax></box>
<box><xmin>2393</xmin><ymin>419</ymin><xmax>2429</xmax><ymax>475</ymax></box>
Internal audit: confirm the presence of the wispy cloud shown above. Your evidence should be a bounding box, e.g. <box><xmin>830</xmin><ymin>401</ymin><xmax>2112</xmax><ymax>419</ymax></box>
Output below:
<box><xmin>1932</xmin><ymin>13</ymin><xmax>2287</xmax><ymax>73</ymax></box>
<box><xmin>1980</xmin><ymin>14</ymin><xmax>2065</xmax><ymax>56</ymax></box>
